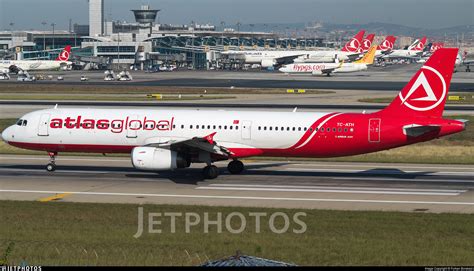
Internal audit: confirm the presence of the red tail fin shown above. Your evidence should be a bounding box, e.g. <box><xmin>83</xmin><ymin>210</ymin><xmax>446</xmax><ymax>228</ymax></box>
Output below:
<box><xmin>411</xmin><ymin>36</ymin><xmax>427</xmax><ymax>51</ymax></box>
<box><xmin>341</xmin><ymin>30</ymin><xmax>365</xmax><ymax>52</ymax></box>
<box><xmin>377</xmin><ymin>35</ymin><xmax>396</xmax><ymax>51</ymax></box>
<box><xmin>380</xmin><ymin>48</ymin><xmax>458</xmax><ymax>118</ymax></box>
<box><xmin>359</xmin><ymin>33</ymin><xmax>375</xmax><ymax>52</ymax></box>
<box><xmin>56</xmin><ymin>45</ymin><xmax>71</xmax><ymax>61</ymax></box>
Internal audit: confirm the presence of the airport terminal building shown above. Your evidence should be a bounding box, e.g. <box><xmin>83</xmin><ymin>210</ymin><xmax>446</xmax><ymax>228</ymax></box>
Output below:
<box><xmin>0</xmin><ymin>1</ymin><xmax>324</xmax><ymax>70</ymax></box>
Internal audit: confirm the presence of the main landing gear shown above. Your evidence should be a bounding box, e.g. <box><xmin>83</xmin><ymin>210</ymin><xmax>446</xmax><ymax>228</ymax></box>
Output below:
<box><xmin>202</xmin><ymin>160</ymin><xmax>245</xmax><ymax>179</ymax></box>
<box><xmin>227</xmin><ymin>160</ymin><xmax>244</xmax><ymax>174</ymax></box>
<box><xmin>203</xmin><ymin>165</ymin><xmax>219</xmax><ymax>179</ymax></box>
<box><xmin>46</xmin><ymin>151</ymin><xmax>57</xmax><ymax>172</ymax></box>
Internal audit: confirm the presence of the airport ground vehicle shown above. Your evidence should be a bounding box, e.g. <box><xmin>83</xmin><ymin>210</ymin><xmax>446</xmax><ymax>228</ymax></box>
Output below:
<box><xmin>0</xmin><ymin>49</ymin><xmax>465</xmax><ymax>179</ymax></box>
<box><xmin>17</xmin><ymin>72</ymin><xmax>35</xmax><ymax>82</ymax></box>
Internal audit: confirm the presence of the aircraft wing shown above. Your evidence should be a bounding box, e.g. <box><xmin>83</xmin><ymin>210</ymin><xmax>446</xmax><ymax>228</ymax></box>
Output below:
<box><xmin>145</xmin><ymin>132</ymin><xmax>232</xmax><ymax>157</ymax></box>
<box><xmin>403</xmin><ymin>124</ymin><xmax>441</xmax><ymax>137</ymax></box>
<box><xmin>274</xmin><ymin>54</ymin><xmax>307</xmax><ymax>65</ymax></box>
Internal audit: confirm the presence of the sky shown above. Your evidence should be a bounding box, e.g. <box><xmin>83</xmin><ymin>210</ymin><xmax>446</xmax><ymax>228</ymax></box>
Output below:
<box><xmin>0</xmin><ymin>0</ymin><xmax>473</xmax><ymax>30</ymax></box>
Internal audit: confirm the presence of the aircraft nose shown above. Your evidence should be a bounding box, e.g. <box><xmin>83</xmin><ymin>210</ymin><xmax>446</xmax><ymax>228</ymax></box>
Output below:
<box><xmin>1</xmin><ymin>126</ymin><xmax>12</xmax><ymax>142</ymax></box>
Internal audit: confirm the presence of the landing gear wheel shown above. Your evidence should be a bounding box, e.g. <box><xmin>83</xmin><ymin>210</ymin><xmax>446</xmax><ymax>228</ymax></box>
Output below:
<box><xmin>46</xmin><ymin>163</ymin><xmax>56</xmax><ymax>172</ymax></box>
<box><xmin>227</xmin><ymin>160</ymin><xmax>244</xmax><ymax>174</ymax></box>
<box><xmin>46</xmin><ymin>151</ymin><xmax>57</xmax><ymax>172</ymax></box>
<box><xmin>203</xmin><ymin>165</ymin><xmax>219</xmax><ymax>179</ymax></box>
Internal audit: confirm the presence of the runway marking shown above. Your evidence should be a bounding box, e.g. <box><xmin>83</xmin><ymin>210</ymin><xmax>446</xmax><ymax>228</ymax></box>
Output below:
<box><xmin>197</xmin><ymin>186</ymin><xmax>462</xmax><ymax>196</ymax></box>
<box><xmin>330</xmin><ymin>176</ymin><xmax>474</xmax><ymax>183</ymax></box>
<box><xmin>0</xmin><ymin>156</ymin><xmax>128</xmax><ymax>162</ymax></box>
<box><xmin>285</xmin><ymin>168</ymin><xmax>474</xmax><ymax>176</ymax></box>
<box><xmin>1</xmin><ymin>189</ymin><xmax>474</xmax><ymax>206</ymax></box>
<box><xmin>0</xmin><ymin>168</ymin><xmax>143</xmax><ymax>175</ymax></box>
<box><xmin>38</xmin><ymin>193</ymin><xmax>72</xmax><ymax>202</ymax></box>
<box><xmin>207</xmin><ymin>184</ymin><xmax>467</xmax><ymax>193</ymax></box>
<box><xmin>288</xmin><ymin>163</ymin><xmax>474</xmax><ymax>171</ymax></box>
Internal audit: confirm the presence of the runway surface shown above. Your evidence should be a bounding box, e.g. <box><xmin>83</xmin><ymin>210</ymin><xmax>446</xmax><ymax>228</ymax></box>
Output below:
<box><xmin>2</xmin><ymin>78</ymin><xmax>474</xmax><ymax>92</ymax></box>
<box><xmin>1</xmin><ymin>100</ymin><xmax>472</xmax><ymax>112</ymax></box>
<box><xmin>0</xmin><ymin>155</ymin><xmax>473</xmax><ymax>213</ymax></box>
<box><xmin>1</xmin><ymin>67</ymin><xmax>473</xmax><ymax>90</ymax></box>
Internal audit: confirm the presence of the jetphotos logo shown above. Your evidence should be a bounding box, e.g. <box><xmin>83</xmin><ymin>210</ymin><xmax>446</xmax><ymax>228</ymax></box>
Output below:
<box><xmin>399</xmin><ymin>66</ymin><xmax>446</xmax><ymax>111</ymax></box>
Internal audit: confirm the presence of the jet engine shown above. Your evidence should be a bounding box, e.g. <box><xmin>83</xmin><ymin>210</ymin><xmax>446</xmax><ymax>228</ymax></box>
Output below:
<box><xmin>131</xmin><ymin>147</ymin><xmax>189</xmax><ymax>171</ymax></box>
<box><xmin>8</xmin><ymin>65</ymin><xmax>20</xmax><ymax>74</ymax></box>
<box><xmin>260</xmin><ymin>59</ymin><xmax>276</xmax><ymax>68</ymax></box>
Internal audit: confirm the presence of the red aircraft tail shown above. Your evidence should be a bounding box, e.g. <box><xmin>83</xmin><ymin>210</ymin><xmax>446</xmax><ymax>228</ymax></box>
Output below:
<box><xmin>411</xmin><ymin>36</ymin><xmax>427</xmax><ymax>51</ymax></box>
<box><xmin>376</xmin><ymin>35</ymin><xmax>396</xmax><ymax>51</ymax></box>
<box><xmin>55</xmin><ymin>45</ymin><xmax>71</xmax><ymax>61</ymax></box>
<box><xmin>358</xmin><ymin>33</ymin><xmax>375</xmax><ymax>53</ymax></box>
<box><xmin>380</xmin><ymin>48</ymin><xmax>458</xmax><ymax>118</ymax></box>
<box><xmin>341</xmin><ymin>30</ymin><xmax>365</xmax><ymax>52</ymax></box>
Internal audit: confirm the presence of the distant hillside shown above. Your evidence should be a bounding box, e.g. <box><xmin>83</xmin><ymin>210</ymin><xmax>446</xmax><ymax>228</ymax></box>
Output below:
<box><xmin>230</xmin><ymin>22</ymin><xmax>474</xmax><ymax>38</ymax></box>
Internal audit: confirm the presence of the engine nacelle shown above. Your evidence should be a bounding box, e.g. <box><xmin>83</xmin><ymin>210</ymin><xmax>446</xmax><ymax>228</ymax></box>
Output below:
<box><xmin>131</xmin><ymin>147</ymin><xmax>188</xmax><ymax>171</ymax></box>
<box><xmin>261</xmin><ymin>58</ymin><xmax>276</xmax><ymax>68</ymax></box>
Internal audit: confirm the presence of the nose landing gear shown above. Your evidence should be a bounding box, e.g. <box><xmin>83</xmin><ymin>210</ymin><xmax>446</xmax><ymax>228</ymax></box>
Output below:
<box><xmin>46</xmin><ymin>151</ymin><xmax>57</xmax><ymax>172</ymax></box>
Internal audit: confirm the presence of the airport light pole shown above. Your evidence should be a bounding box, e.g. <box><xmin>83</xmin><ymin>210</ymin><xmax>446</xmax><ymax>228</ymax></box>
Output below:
<box><xmin>41</xmin><ymin>21</ymin><xmax>47</xmax><ymax>50</ymax></box>
<box><xmin>117</xmin><ymin>31</ymin><xmax>120</xmax><ymax>70</ymax></box>
<box><xmin>51</xmin><ymin>23</ymin><xmax>56</xmax><ymax>49</ymax></box>
<box><xmin>220</xmin><ymin>21</ymin><xmax>225</xmax><ymax>47</ymax></box>
<box><xmin>236</xmin><ymin>22</ymin><xmax>241</xmax><ymax>48</ymax></box>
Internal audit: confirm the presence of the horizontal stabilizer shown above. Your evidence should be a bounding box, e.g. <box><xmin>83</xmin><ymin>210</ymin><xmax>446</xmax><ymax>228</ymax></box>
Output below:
<box><xmin>403</xmin><ymin>124</ymin><xmax>440</xmax><ymax>137</ymax></box>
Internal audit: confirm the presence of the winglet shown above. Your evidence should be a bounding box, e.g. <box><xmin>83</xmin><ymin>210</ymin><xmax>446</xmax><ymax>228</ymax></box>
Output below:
<box><xmin>204</xmin><ymin>132</ymin><xmax>217</xmax><ymax>144</ymax></box>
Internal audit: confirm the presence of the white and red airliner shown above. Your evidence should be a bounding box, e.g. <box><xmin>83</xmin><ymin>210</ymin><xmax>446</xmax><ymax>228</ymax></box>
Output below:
<box><xmin>0</xmin><ymin>45</ymin><xmax>72</xmax><ymax>72</ymax></box>
<box><xmin>1</xmin><ymin>48</ymin><xmax>466</xmax><ymax>179</ymax></box>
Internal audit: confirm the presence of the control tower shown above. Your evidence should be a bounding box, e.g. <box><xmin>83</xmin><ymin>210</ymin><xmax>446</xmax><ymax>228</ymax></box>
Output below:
<box><xmin>131</xmin><ymin>5</ymin><xmax>160</xmax><ymax>34</ymax></box>
<box><xmin>89</xmin><ymin>0</ymin><xmax>105</xmax><ymax>36</ymax></box>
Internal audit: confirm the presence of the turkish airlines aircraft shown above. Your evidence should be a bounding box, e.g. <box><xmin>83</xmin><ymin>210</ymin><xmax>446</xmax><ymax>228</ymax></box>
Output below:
<box><xmin>225</xmin><ymin>30</ymin><xmax>367</xmax><ymax>67</ymax></box>
<box><xmin>358</xmin><ymin>33</ymin><xmax>375</xmax><ymax>53</ymax></box>
<box><xmin>375</xmin><ymin>35</ymin><xmax>397</xmax><ymax>57</ymax></box>
<box><xmin>279</xmin><ymin>45</ymin><xmax>377</xmax><ymax>76</ymax></box>
<box><xmin>0</xmin><ymin>45</ymin><xmax>72</xmax><ymax>72</ymax></box>
<box><xmin>293</xmin><ymin>30</ymin><xmax>366</xmax><ymax>63</ymax></box>
<box><xmin>1</xmin><ymin>49</ymin><xmax>465</xmax><ymax>179</ymax></box>
<box><xmin>384</xmin><ymin>37</ymin><xmax>427</xmax><ymax>59</ymax></box>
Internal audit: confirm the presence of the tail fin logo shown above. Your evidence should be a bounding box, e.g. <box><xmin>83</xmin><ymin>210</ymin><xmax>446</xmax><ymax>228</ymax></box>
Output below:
<box><xmin>380</xmin><ymin>40</ymin><xmax>393</xmax><ymax>50</ymax></box>
<box><xmin>344</xmin><ymin>38</ymin><xmax>360</xmax><ymax>52</ymax></box>
<box><xmin>58</xmin><ymin>50</ymin><xmax>70</xmax><ymax>61</ymax></box>
<box><xmin>399</xmin><ymin>66</ymin><xmax>446</xmax><ymax>111</ymax></box>
<box><xmin>56</xmin><ymin>46</ymin><xmax>71</xmax><ymax>62</ymax></box>
<box><xmin>414</xmin><ymin>41</ymin><xmax>425</xmax><ymax>51</ymax></box>
<box><xmin>363</xmin><ymin>39</ymin><xmax>372</xmax><ymax>49</ymax></box>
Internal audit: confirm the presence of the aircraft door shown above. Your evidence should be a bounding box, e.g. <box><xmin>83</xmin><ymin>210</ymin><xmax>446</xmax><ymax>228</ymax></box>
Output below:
<box><xmin>241</xmin><ymin>120</ymin><xmax>252</xmax><ymax>140</ymax></box>
<box><xmin>37</xmin><ymin>113</ymin><xmax>50</xmax><ymax>136</ymax></box>
<box><xmin>368</xmin><ymin>118</ymin><xmax>381</xmax><ymax>143</ymax></box>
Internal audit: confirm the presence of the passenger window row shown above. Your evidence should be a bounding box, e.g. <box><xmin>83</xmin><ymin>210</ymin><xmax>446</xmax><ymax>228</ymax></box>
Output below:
<box><xmin>184</xmin><ymin>124</ymin><xmax>239</xmax><ymax>130</ymax></box>
<box><xmin>257</xmin><ymin>126</ymin><xmax>353</xmax><ymax>133</ymax></box>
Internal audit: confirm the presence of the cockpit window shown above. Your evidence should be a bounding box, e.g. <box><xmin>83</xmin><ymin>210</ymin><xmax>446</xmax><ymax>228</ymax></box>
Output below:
<box><xmin>15</xmin><ymin>119</ymin><xmax>27</xmax><ymax>126</ymax></box>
